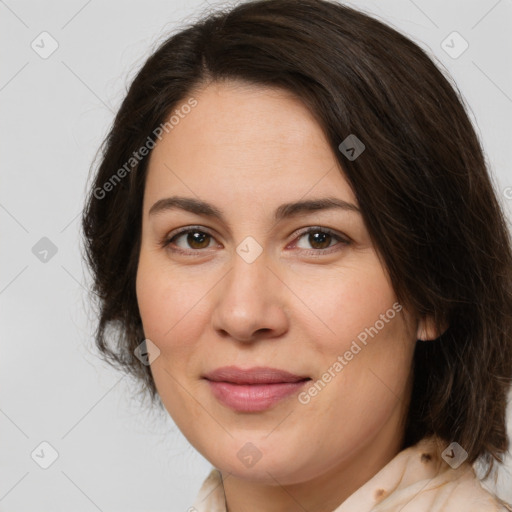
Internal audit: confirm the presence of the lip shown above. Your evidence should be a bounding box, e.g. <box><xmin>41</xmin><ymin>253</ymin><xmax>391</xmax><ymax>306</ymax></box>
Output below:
<box><xmin>202</xmin><ymin>366</ymin><xmax>311</xmax><ymax>412</ymax></box>
<box><xmin>202</xmin><ymin>365</ymin><xmax>309</xmax><ymax>384</ymax></box>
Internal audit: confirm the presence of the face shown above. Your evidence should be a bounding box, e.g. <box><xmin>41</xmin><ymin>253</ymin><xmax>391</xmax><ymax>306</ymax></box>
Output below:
<box><xmin>136</xmin><ymin>80</ymin><xmax>424</xmax><ymax>486</ymax></box>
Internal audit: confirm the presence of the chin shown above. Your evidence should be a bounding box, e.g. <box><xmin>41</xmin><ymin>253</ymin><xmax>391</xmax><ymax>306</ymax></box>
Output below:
<box><xmin>202</xmin><ymin>435</ymin><xmax>314</xmax><ymax>484</ymax></box>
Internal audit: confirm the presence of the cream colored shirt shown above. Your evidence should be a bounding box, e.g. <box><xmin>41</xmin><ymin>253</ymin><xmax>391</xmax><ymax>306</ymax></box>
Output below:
<box><xmin>191</xmin><ymin>436</ymin><xmax>512</xmax><ymax>511</ymax></box>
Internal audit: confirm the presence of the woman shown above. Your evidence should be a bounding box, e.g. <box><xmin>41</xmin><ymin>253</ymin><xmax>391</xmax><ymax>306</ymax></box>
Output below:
<box><xmin>81</xmin><ymin>0</ymin><xmax>512</xmax><ymax>510</ymax></box>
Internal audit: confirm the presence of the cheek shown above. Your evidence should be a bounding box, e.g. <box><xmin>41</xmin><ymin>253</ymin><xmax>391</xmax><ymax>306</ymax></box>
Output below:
<box><xmin>136</xmin><ymin>250</ymin><xmax>190</xmax><ymax>337</ymax></box>
<box><xmin>135</xmin><ymin>253</ymin><xmax>214</xmax><ymax>369</ymax></box>
<box><xmin>297</xmin><ymin>259</ymin><xmax>412</xmax><ymax>405</ymax></box>
<box><xmin>136</xmin><ymin>259</ymin><xmax>169</xmax><ymax>339</ymax></box>
<box><xmin>299</xmin><ymin>258</ymin><xmax>398</xmax><ymax>351</ymax></box>
<box><xmin>297</xmin><ymin>309</ymin><xmax>413</xmax><ymax>457</ymax></box>
<box><xmin>135</xmin><ymin>257</ymin><xmax>206</xmax><ymax>414</ymax></box>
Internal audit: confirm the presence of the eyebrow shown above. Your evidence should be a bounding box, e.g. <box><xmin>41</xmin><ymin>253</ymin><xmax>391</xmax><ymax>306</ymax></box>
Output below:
<box><xmin>149</xmin><ymin>195</ymin><xmax>360</xmax><ymax>222</ymax></box>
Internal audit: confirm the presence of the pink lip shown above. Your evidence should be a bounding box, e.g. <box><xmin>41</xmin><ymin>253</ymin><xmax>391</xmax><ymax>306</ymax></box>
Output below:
<box><xmin>202</xmin><ymin>366</ymin><xmax>311</xmax><ymax>412</ymax></box>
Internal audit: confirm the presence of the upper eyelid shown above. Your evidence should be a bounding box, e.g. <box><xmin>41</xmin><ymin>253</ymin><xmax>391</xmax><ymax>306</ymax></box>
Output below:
<box><xmin>165</xmin><ymin>225</ymin><xmax>349</xmax><ymax>249</ymax></box>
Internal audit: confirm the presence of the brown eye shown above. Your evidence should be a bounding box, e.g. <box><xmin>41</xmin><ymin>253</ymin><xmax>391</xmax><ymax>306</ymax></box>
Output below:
<box><xmin>307</xmin><ymin>231</ymin><xmax>333</xmax><ymax>250</ymax></box>
<box><xmin>184</xmin><ymin>231</ymin><xmax>211</xmax><ymax>249</ymax></box>
<box><xmin>163</xmin><ymin>228</ymin><xmax>216</xmax><ymax>252</ymax></box>
<box><xmin>294</xmin><ymin>227</ymin><xmax>349</xmax><ymax>253</ymax></box>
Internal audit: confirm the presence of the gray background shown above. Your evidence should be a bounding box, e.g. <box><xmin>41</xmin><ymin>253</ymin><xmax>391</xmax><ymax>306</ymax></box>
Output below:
<box><xmin>1</xmin><ymin>0</ymin><xmax>511</xmax><ymax>510</ymax></box>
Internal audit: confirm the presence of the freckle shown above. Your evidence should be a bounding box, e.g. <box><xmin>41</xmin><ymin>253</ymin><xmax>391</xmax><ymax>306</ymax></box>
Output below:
<box><xmin>421</xmin><ymin>453</ymin><xmax>432</xmax><ymax>462</ymax></box>
<box><xmin>374</xmin><ymin>488</ymin><xmax>387</xmax><ymax>501</ymax></box>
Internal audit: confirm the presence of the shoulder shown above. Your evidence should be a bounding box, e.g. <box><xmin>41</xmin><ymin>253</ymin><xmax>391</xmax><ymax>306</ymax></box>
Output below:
<box><xmin>372</xmin><ymin>462</ymin><xmax>512</xmax><ymax>512</ymax></box>
<box><xmin>436</xmin><ymin>465</ymin><xmax>512</xmax><ymax>512</ymax></box>
<box><xmin>370</xmin><ymin>437</ymin><xmax>512</xmax><ymax>512</ymax></box>
<box><xmin>400</xmin><ymin>458</ymin><xmax>512</xmax><ymax>511</ymax></box>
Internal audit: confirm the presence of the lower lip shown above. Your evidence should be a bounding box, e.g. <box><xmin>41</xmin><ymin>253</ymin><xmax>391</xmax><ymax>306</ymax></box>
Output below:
<box><xmin>205</xmin><ymin>379</ymin><xmax>310</xmax><ymax>412</ymax></box>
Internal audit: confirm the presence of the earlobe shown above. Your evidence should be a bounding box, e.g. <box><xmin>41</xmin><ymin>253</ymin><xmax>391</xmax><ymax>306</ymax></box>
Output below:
<box><xmin>416</xmin><ymin>315</ymin><xmax>449</xmax><ymax>341</ymax></box>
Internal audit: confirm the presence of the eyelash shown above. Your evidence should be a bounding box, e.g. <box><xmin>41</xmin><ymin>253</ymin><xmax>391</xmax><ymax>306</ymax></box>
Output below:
<box><xmin>160</xmin><ymin>225</ymin><xmax>350</xmax><ymax>256</ymax></box>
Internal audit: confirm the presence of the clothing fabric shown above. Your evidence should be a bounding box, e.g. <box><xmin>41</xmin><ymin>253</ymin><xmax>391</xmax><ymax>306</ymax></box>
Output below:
<box><xmin>191</xmin><ymin>436</ymin><xmax>512</xmax><ymax>511</ymax></box>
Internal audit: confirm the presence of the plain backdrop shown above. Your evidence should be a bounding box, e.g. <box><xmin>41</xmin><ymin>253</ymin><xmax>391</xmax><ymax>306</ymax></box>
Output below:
<box><xmin>1</xmin><ymin>0</ymin><xmax>511</xmax><ymax>510</ymax></box>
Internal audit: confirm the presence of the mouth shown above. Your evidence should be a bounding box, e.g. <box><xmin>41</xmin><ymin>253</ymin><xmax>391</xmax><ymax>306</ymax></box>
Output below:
<box><xmin>202</xmin><ymin>366</ymin><xmax>312</xmax><ymax>412</ymax></box>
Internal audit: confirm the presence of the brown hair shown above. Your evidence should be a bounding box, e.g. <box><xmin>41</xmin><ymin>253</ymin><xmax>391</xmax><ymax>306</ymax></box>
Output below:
<box><xmin>81</xmin><ymin>0</ymin><xmax>512</xmax><ymax>474</ymax></box>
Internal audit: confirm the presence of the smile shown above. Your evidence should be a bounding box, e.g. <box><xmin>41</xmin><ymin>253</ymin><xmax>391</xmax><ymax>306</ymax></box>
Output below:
<box><xmin>202</xmin><ymin>366</ymin><xmax>312</xmax><ymax>412</ymax></box>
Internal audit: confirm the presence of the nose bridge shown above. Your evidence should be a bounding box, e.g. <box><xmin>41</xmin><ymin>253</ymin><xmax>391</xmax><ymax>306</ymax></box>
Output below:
<box><xmin>211</xmin><ymin>247</ymin><xmax>286</xmax><ymax>341</ymax></box>
<box><xmin>224</xmin><ymin>249</ymin><xmax>272</xmax><ymax>314</ymax></box>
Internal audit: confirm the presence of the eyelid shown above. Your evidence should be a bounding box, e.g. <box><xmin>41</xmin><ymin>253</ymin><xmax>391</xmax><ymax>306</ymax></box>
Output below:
<box><xmin>288</xmin><ymin>226</ymin><xmax>350</xmax><ymax>255</ymax></box>
<box><xmin>161</xmin><ymin>225</ymin><xmax>350</xmax><ymax>254</ymax></box>
<box><xmin>160</xmin><ymin>225</ymin><xmax>219</xmax><ymax>251</ymax></box>
<box><xmin>292</xmin><ymin>226</ymin><xmax>350</xmax><ymax>244</ymax></box>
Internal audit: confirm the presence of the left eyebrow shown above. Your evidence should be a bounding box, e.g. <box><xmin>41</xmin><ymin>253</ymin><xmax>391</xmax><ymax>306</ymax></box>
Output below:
<box><xmin>274</xmin><ymin>197</ymin><xmax>361</xmax><ymax>220</ymax></box>
<box><xmin>148</xmin><ymin>195</ymin><xmax>361</xmax><ymax>222</ymax></box>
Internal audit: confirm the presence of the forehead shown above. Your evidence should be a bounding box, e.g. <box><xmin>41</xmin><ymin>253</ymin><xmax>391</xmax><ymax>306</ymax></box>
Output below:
<box><xmin>144</xmin><ymin>80</ymin><xmax>356</xmax><ymax>211</ymax></box>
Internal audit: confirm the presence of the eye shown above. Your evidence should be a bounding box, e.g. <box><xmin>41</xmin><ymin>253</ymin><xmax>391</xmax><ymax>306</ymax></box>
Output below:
<box><xmin>292</xmin><ymin>227</ymin><xmax>350</xmax><ymax>254</ymax></box>
<box><xmin>160</xmin><ymin>226</ymin><xmax>350</xmax><ymax>255</ymax></box>
<box><xmin>161</xmin><ymin>227</ymin><xmax>218</xmax><ymax>253</ymax></box>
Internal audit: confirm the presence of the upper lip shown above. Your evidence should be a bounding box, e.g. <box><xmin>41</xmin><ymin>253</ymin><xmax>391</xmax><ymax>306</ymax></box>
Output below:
<box><xmin>202</xmin><ymin>366</ymin><xmax>311</xmax><ymax>384</ymax></box>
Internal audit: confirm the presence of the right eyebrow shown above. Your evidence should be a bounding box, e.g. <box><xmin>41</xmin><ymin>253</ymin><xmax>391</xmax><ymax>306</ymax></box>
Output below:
<box><xmin>148</xmin><ymin>195</ymin><xmax>361</xmax><ymax>222</ymax></box>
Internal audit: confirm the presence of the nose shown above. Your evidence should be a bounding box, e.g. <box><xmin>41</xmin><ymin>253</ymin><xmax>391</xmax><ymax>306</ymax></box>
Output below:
<box><xmin>210</xmin><ymin>250</ymin><xmax>289</xmax><ymax>343</ymax></box>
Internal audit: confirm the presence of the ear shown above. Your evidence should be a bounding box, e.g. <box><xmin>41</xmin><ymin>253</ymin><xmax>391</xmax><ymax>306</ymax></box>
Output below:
<box><xmin>416</xmin><ymin>314</ymin><xmax>449</xmax><ymax>341</ymax></box>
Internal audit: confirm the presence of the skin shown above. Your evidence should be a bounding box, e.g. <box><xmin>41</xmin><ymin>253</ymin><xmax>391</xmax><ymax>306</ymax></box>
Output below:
<box><xmin>136</xmin><ymin>80</ymin><xmax>439</xmax><ymax>512</ymax></box>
